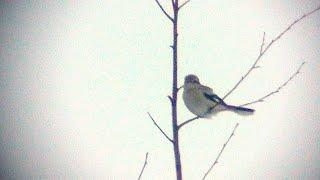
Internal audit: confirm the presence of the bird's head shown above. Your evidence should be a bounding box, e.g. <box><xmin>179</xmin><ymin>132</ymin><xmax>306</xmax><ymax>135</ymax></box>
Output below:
<box><xmin>184</xmin><ymin>74</ymin><xmax>200</xmax><ymax>85</ymax></box>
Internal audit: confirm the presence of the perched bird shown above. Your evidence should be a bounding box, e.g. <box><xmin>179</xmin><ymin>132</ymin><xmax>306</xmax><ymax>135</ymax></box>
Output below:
<box><xmin>182</xmin><ymin>74</ymin><xmax>254</xmax><ymax>118</ymax></box>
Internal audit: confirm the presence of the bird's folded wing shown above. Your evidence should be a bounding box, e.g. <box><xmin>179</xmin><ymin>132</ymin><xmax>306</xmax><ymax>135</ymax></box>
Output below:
<box><xmin>199</xmin><ymin>85</ymin><xmax>226</xmax><ymax>105</ymax></box>
<box><xmin>203</xmin><ymin>93</ymin><xmax>226</xmax><ymax>105</ymax></box>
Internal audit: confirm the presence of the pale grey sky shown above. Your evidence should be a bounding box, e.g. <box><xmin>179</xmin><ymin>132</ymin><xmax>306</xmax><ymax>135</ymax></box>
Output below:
<box><xmin>0</xmin><ymin>0</ymin><xmax>319</xmax><ymax>179</ymax></box>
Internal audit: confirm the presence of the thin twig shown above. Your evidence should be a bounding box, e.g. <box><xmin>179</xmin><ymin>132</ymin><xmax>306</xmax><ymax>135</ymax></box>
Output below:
<box><xmin>240</xmin><ymin>62</ymin><xmax>306</xmax><ymax>107</ymax></box>
<box><xmin>222</xmin><ymin>6</ymin><xmax>320</xmax><ymax>100</ymax></box>
<box><xmin>178</xmin><ymin>102</ymin><xmax>222</xmax><ymax>130</ymax></box>
<box><xmin>137</xmin><ymin>152</ymin><xmax>149</xmax><ymax>180</ymax></box>
<box><xmin>260</xmin><ymin>32</ymin><xmax>266</xmax><ymax>54</ymax></box>
<box><xmin>202</xmin><ymin>123</ymin><xmax>239</xmax><ymax>180</ymax></box>
<box><xmin>178</xmin><ymin>0</ymin><xmax>191</xmax><ymax>10</ymax></box>
<box><xmin>147</xmin><ymin>112</ymin><xmax>174</xmax><ymax>143</ymax></box>
<box><xmin>154</xmin><ymin>0</ymin><xmax>174</xmax><ymax>22</ymax></box>
<box><xmin>177</xmin><ymin>85</ymin><xmax>184</xmax><ymax>92</ymax></box>
<box><xmin>167</xmin><ymin>95</ymin><xmax>173</xmax><ymax>105</ymax></box>
<box><xmin>178</xmin><ymin>116</ymin><xmax>200</xmax><ymax>130</ymax></box>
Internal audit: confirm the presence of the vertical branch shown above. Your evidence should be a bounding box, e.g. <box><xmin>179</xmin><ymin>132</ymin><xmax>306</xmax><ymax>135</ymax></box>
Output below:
<box><xmin>171</xmin><ymin>0</ymin><xmax>183</xmax><ymax>180</ymax></box>
<box><xmin>137</xmin><ymin>152</ymin><xmax>149</xmax><ymax>180</ymax></box>
<box><xmin>152</xmin><ymin>0</ymin><xmax>183</xmax><ymax>179</ymax></box>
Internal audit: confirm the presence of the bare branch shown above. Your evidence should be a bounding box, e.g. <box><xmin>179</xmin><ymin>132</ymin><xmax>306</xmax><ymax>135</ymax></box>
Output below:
<box><xmin>221</xmin><ymin>33</ymin><xmax>266</xmax><ymax>100</ymax></box>
<box><xmin>148</xmin><ymin>112</ymin><xmax>174</xmax><ymax>143</ymax></box>
<box><xmin>240</xmin><ymin>62</ymin><xmax>306</xmax><ymax>107</ymax></box>
<box><xmin>178</xmin><ymin>116</ymin><xmax>200</xmax><ymax>130</ymax></box>
<box><xmin>260</xmin><ymin>32</ymin><xmax>266</xmax><ymax>54</ymax></box>
<box><xmin>154</xmin><ymin>0</ymin><xmax>174</xmax><ymax>22</ymax></box>
<box><xmin>178</xmin><ymin>0</ymin><xmax>191</xmax><ymax>10</ymax></box>
<box><xmin>202</xmin><ymin>123</ymin><xmax>239</xmax><ymax>180</ymax></box>
<box><xmin>179</xmin><ymin>101</ymin><xmax>223</xmax><ymax>130</ymax></box>
<box><xmin>167</xmin><ymin>95</ymin><xmax>173</xmax><ymax>104</ymax></box>
<box><xmin>222</xmin><ymin>6</ymin><xmax>320</xmax><ymax>100</ymax></box>
<box><xmin>177</xmin><ymin>85</ymin><xmax>184</xmax><ymax>92</ymax></box>
<box><xmin>137</xmin><ymin>152</ymin><xmax>149</xmax><ymax>180</ymax></box>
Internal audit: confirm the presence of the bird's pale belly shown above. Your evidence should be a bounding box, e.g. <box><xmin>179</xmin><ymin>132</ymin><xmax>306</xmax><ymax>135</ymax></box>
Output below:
<box><xmin>183</xmin><ymin>90</ymin><xmax>211</xmax><ymax>117</ymax></box>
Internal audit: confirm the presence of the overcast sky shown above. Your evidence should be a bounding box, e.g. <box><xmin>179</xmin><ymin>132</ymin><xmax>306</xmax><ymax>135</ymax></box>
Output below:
<box><xmin>1</xmin><ymin>0</ymin><xmax>320</xmax><ymax>179</ymax></box>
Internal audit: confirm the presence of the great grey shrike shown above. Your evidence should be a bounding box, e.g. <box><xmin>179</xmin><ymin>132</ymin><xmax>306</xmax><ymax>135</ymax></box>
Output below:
<box><xmin>183</xmin><ymin>74</ymin><xmax>255</xmax><ymax>118</ymax></box>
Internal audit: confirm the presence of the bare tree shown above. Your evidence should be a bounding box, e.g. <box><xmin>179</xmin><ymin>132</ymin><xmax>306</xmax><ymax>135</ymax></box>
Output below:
<box><xmin>148</xmin><ymin>1</ymin><xmax>320</xmax><ymax>180</ymax></box>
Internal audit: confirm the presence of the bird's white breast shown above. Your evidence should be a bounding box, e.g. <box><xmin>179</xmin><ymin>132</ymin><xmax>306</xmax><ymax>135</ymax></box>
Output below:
<box><xmin>183</xmin><ymin>87</ymin><xmax>211</xmax><ymax>117</ymax></box>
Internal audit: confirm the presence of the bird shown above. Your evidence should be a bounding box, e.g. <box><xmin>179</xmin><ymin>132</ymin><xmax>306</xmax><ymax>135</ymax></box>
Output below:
<box><xmin>182</xmin><ymin>74</ymin><xmax>255</xmax><ymax>118</ymax></box>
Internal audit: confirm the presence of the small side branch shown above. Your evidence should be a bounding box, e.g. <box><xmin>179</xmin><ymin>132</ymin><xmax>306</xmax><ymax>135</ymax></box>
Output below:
<box><xmin>177</xmin><ymin>85</ymin><xmax>184</xmax><ymax>92</ymax></box>
<box><xmin>240</xmin><ymin>62</ymin><xmax>306</xmax><ymax>107</ymax></box>
<box><xmin>167</xmin><ymin>95</ymin><xmax>173</xmax><ymax>105</ymax></box>
<box><xmin>148</xmin><ymin>112</ymin><xmax>174</xmax><ymax>143</ymax></box>
<box><xmin>202</xmin><ymin>123</ymin><xmax>239</xmax><ymax>180</ymax></box>
<box><xmin>263</xmin><ymin>6</ymin><xmax>320</xmax><ymax>53</ymax></box>
<box><xmin>221</xmin><ymin>32</ymin><xmax>267</xmax><ymax>100</ymax></box>
<box><xmin>137</xmin><ymin>152</ymin><xmax>149</xmax><ymax>180</ymax></box>
<box><xmin>154</xmin><ymin>0</ymin><xmax>174</xmax><ymax>22</ymax></box>
<box><xmin>222</xmin><ymin>6</ymin><xmax>320</xmax><ymax>100</ymax></box>
<box><xmin>178</xmin><ymin>0</ymin><xmax>191</xmax><ymax>10</ymax></box>
<box><xmin>179</xmin><ymin>102</ymin><xmax>222</xmax><ymax>130</ymax></box>
<box><xmin>178</xmin><ymin>116</ymin><xmax>200</xmax><ymax>130</ymax></box>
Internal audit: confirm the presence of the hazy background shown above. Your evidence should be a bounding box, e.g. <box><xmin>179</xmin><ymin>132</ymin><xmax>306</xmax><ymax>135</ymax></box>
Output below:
<box><xmin>0</xmin><ymin>0</ymin><xmax>319</xmax><ymax>179</ymax></box>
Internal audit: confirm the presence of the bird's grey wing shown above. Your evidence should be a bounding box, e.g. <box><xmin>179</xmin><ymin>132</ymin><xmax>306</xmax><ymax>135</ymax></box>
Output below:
<box><xmin>203</xmin><ymin>93</ymin><xmax>226</xmax><ymax>105</ymax></box>
<box><xmin>199</xmin><ymin>85</ymin><xmax>226</xmax><ymax>105</ymax></box>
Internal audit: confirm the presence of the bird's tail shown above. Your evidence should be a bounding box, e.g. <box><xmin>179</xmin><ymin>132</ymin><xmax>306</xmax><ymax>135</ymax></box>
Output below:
<box><xmin>225</xmin><ymin>105</ymin><xmax>255</xmax><ymax>115</ymax></box>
